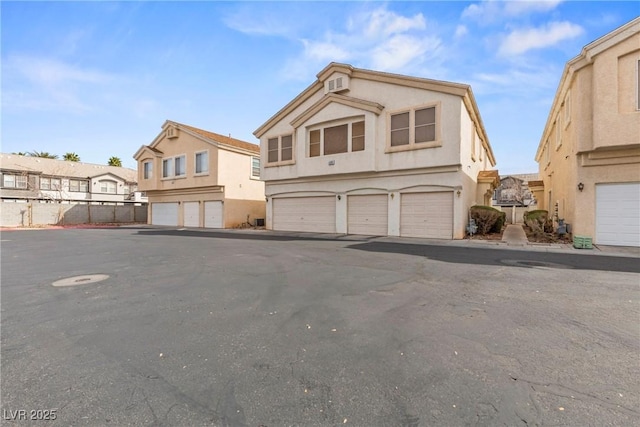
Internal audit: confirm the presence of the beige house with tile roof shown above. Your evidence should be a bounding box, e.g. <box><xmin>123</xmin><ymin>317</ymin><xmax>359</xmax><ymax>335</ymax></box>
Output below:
<box><xmin>254</xmin><ymin>63</ymin><xmax>498</xmax><ymax>239</ymax></box>
<box><xmin>0</xmin><ymin>153</ymin><xmax>144</xmax><ymax>204</ymax></box>
<box><xmin>533</xmin><ymin>17</ymin><xmax>640</xmax><ymax>247</ymax></box>
<box><xmin>134</xmin><ymin>120</ymin><xmax>265</xmax><ymax>228</ymax></box>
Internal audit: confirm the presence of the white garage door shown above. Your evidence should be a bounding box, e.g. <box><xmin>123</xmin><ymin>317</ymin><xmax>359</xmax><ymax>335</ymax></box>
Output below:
<box><xmin>273</xmin><ymin>197</ymin><xmax>336</xmax><ymax>233</ymax></box>
<box><xmin>151</xmin><ymin>202</ymin><xmax>178</xmax><ymax>227</ymax></box>
<box><xmin>204</xmin><ymin>201</ymin><xmax>223</xmax><ymax>228</ymax></box>
<box><xmin>183</xmin><ymin>202</ymin><xmax>200</xmax><ymax>227</ymax></box>
<box><xmin>348</xmin><ymin>194</ymin><xmax>388</xmax><ymax>236</ymax></box>
<box><xmin>596</xmin><ymin>183</ymin><xmax>640</xmax><ymax>247</ymax></box>
<box><xmin>400</xmin><ymin>192</ymin><xmax>453</xmax><ymax>239</ymax></box>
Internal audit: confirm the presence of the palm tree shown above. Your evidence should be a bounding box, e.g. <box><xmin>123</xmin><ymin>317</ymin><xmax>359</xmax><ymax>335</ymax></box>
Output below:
<box><xmin>63</xmin><ymin>152</ymin><xmax>81</xmax><ymax>162</ymax></box>
<box><xmin>29</xmin><ymin>150</ymin><xmax>58</xmax><ymax>159</ymax></box>
<box><xmin>108</xmin><ymin>156</ymin><xmax>122</xmax><ymax>167</ymax></box>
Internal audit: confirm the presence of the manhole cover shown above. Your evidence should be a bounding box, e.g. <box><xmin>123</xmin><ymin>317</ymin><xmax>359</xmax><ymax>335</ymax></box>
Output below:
<box><xmin>52</xmin><ymin>274</ymin><xmax>109</xmax><ymax>287</ymax></box>
<box><xmin>501</xmin><ymin>259</ymin><xmax>571</xmax><ymax>269</ymax></box>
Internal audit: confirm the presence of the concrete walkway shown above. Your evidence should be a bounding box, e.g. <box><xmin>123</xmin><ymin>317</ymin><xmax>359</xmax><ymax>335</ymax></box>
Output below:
<box><xmin>502</xmin><ymin>224</ymin><xmax>529</xmax><ymax>246</ymax></box>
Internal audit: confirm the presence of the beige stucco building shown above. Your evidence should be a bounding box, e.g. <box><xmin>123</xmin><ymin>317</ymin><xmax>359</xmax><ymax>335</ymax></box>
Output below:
<box><xmin>134</xmin><ymin>121</ymin><xmax>265</xmax><ymax>228</ymax></box>
<box><xmin>254</xmin><ymin>63</ymin><xmax>498</xmax><ymax>239</ymax></box>
<box><xmin>533</xmin><ymin>17</ymin><xmax>640</xmax><ymax>247</ymax></box>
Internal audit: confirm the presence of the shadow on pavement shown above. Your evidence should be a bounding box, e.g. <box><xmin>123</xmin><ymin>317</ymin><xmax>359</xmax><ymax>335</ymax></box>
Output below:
<box><xmin>137</xmin><ymin>229</ymin><xmax>640</xmax><ymax>273</ymax></box>
<box><xmin>346</xmin><ymin>241</ymin><xmax>640</xmax><ymax>273</ymax></box>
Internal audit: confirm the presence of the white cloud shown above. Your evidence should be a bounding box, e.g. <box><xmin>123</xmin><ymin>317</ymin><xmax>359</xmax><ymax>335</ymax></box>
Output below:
<box><xmin>301</xmin><ymin>39</ymin><xmax>350</xmax><ymax>63</ymax></box>
<box><xmin>499</xmin><ymin>21</ymin><xmax>584</xmax><ymax>55</ymax></box>
<box><xmin>454</xmin><ymin>25</ymin><xmax>468</xmax><ymax>38</ymax></box>
<box><xmin>277</xmin><ymin>5</ymin><xmax>440</xmax><ymax>80</ymax></box>
<box><xmin>360</xmin><ymin>8</ymin><xmax>426</xmax><ymax>38</ymax></box>
<box><xmin>463</xmin><ymin>0</ymin><xmax>564</xmax><ymax>21</ymax></box>
<box><xmin>372</xmin><ymin>35</ymin><xmax>439</xmax><ymax>72</ymax></box>
<box><xmin>2</xmin><ymin>55</ymin><xmax>115</xmax><ymax>113</ymax></box>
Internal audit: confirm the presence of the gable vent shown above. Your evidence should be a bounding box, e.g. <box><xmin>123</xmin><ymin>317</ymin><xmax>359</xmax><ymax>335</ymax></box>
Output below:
<box><xmin>166</xmin><ymin>127</ymin><xmax>179</xmax><ymax>139</ymax></box>
<box><xmin>326</xmin><ymin>76</ymin><xmax>349</xmax><ymax>94</ymax></box>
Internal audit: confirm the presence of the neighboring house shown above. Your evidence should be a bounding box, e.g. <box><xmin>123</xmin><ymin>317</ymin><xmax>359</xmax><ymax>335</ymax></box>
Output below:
<box><xmin>253</xmin><ymin>62</ymin><xmax>498</xmax><ymax>239</ymax></box>
<box><xmin>0</xmin><ymin>153</ymin><xmax>145</xmax><ymax>204</ymax></box>
<box><xmin>133</xmin><ymin>120</ymin><xmax>265</xmax><ymax>228</ymax></box>
<box><xmin>493</xmin><ymin>173</ymin><xmax>538</xmax><ymax>207</ymax></box>
<box><xmin>533</xmin><ymin>17</ymin><xmax>640</xmax><ymax>247</ymax></box>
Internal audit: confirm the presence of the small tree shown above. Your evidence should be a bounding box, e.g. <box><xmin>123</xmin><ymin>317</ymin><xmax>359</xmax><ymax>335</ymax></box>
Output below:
<box><xmin>63</xmin><ymin>152</ymin><xmax>80</xmax><ymax>162</ymax></box>
<box><xmin>108</xmin><ymin>156</ymin><xmax>122</xmax><ymax>167</ymax></box>
<box><xmin>29</xmin><ymin>150</ymin><xmax>58</xmax><ymax>159</ymax></box>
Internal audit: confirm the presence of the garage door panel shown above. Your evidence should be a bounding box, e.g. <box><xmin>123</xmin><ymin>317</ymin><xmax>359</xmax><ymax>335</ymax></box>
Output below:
<box><xmin>183</xmin><ymin>202</ymin><xmax>200</xmax><ymax>227</ymax></box>
<box><xmin>400</xmin><ymin>192</ymin><xmax>453</xmax><ymax>239</ymax></box>
<box><xmin>273</xmin><ymin>197</ymin><xmax>336</xmax><ymax>233</ymax></box>
<box><xmin>348</xmin><ymin>194</ymin><xmax>388</xmax><ymax>236</ymax></box>
<box><xmin>151</xmin><ymin>202</ymin><xmax>178</xmax><ymax>227</ymax></box>
<box><xmin>596</xmin><ymin>183</ymin><xmax>640</xmax><ymax>247</ymax></box>
<box><xmin>204</xmin><ymin>201</ymin><xmax>223</xmax><ymax>228</ymax></box>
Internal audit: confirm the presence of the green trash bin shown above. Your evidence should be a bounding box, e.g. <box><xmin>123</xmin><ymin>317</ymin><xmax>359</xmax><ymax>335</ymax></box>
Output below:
<box><xmin>573</xmin><ymin>235</ymin><xmax>593</xmax><ymax>249</ymax></box>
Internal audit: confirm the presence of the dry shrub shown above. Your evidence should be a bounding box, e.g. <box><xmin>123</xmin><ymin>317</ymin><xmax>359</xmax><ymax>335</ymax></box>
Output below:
<box><xmin>470</xmin><ymin>205</ymin><xmax>503</xmax><ymax>235</ymax></box>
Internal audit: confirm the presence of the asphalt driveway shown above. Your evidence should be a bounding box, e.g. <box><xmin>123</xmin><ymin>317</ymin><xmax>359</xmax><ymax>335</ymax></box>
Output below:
<box><xmin>1</xmin><ymin>228</ymin><xmax>638</xmax><ymax>426</ymax></box>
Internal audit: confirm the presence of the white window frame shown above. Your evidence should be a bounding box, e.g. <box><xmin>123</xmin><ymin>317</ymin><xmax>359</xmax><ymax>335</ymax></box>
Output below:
<box><xmin>471</xmin><ymin>124</ymin><xmax>477</xmax><ymax>162</ymax></box>
<box><xmin>307</xmin><ymin>117</ymin><xmax>365</xmax><ymax>158</ymax></box>
<box><xmin>143</xmin><ymin>161</ymin><xmax>152</xmax><ymax>179</ymax></box>
<box><xmin>174</xmin><ymin>155</ymin><xmax>186</xmax><ymax>177</ymax></box>
<box><xmin>161</xmin><ymin>154</ymin><xmax>187</xmax><ymax>179</ymax></box>
<box><xmin>637</xmin><ymin>59</ymin><xmax>640</xmax><ymax>111</ymax></box>
<box><xmin>386</xmin><ymin>102</ymin><xmax>441</xmax><ymax>153</ymax></box>
<box><xmin>194</xmin><ymin>151</ymin><xmax>209</xmax><ymax>175</ymax></box>
<box><xmin>51</xmin><ymin>178</ymin><xmax>61</xmax><ymax>191</ymax></box>
<box><xmin>251</xmin><ymin>156</ymin><xmax>260</xmax><ymax>179</ymax></box>
<box><xmin>99</xmin><ymin>180</ymin><xmax>117</xmax><ymax>194</ymax></box>
<box><xmin>40</xmin><ymin>177</ymin><xmax>51</xmax><ymax>190</ymax></box>
<box><xmin>265</xmin><ymin>134</ymin><xmax>294</xmax><ymax>166</ymax></box>
<box><xmin>69</xmin><ymin>179</ymin><xmax>88</xmax><ymax>192</ymax></box>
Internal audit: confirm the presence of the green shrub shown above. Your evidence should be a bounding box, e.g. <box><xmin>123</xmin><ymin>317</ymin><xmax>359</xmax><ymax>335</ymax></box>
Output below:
<box><xmin>470</xmin><ymin>205</ymin><xmax>503</xmax><ymax>235</ymax></box>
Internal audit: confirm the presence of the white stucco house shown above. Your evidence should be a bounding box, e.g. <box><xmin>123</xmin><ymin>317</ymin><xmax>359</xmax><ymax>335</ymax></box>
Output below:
<box><xmin>254</xmin><ymin>63</ymin><xmax>498</xmax><ymax>239</ymax></box>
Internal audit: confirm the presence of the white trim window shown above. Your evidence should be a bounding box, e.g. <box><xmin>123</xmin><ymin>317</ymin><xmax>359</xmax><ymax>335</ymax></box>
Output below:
<box><xmin>100</xmin><ymin>180</ymin><xmax>117</xmax><ymax>194</ymax></box>
<box><xmin>40</xmin><ymin>177</ymin><xmax>51</xmax><ymax>190</ymax></box>
<box><xmin>143</xmin><ymin>161</ymin><xmax>152</xmax><ymax>179</ymax></box>
<box><xmin>267</xmin><ymin>134</ymin><xmax>293</xmax><ymax>164</ymax></box>
<box><xmin>3</xmin><ymin>173</ymin><xmax>28</xmax><ymax>189</ymax></box>
<box><xmin>388</xmin><ymin>103</ymin><xmax>440</xmax><ymax>152</ymax></box>
<box><xmin>195</xmin><ymin>151</ymin><xmax>209</xmax><ymax>175</ymax></box>
<box><xmin>251</xmin><ymin>156</ymin><xmax>260</xmax><ymax>178</ymax></box>
<box><xmin>308</xmin><ymin>119</ymin><xmax>365</xmax><ymax>157</ymax></box>
<box><xmin>162</xmin><ymin>155</ymin><xmax>186</xmax><ymax>178</ymax></box>
<box><xmin>69</xmin><ymin>179</ymin><xmax>89</xmax><ymax>192</ymax></box>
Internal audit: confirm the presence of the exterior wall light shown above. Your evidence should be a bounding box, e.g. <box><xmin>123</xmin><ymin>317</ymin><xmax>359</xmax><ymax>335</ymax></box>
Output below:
<box><xmin>577</xmin><ymin>182</ymin><xmax>584</xmax><ymax>192</ymax></box>
<box><xmin>456</xmin><ymin>189</ymin><xmax>462</xmax><ymax>197</ymax></box>
<box><xmin>337</xmin><ymin>195</ymin><xmax>341</xmax><ymax>200</ymax></box>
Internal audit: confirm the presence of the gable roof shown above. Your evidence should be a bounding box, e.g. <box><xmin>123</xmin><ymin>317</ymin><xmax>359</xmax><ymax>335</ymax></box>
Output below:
<box><xmin>134</xmin><ymin>120</ymin><xmax>260</xmax><ymax>160</ymax></box>
<box><xmin>0</xmin><ymin>153</ymin><xmax>137</xmax><ymax>182</ymax></box>
<box><xmin>535</xmin><ymin>17</ymin><xmax>640</xmax><ymax>161</ymax></box>
<box><xmin>254</xmin><ymin>62</ymin><xmax>496</xmax><ymax>166</ymax></box>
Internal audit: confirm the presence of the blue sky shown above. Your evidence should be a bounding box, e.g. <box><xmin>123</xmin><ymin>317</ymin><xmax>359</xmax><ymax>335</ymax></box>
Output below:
<box><xmin>1</xmin><ymin>1</ymin><xmax>638</xmax><ymax>173</ymax></box>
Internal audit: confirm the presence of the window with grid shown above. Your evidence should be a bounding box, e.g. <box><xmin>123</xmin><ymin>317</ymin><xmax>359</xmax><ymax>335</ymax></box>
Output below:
<box><xmin>267</xmin><ymin>135</ymin><xmax>293</xmax><ymax>164</ymax></box>
<box><xmin>40</xmin><ymin>177</ymin><xmax>51</xmax><ymax>190</ymax></box>
<box><xmin>308</xmin><ymin>119</ymin><xmax>365</xmax><ymax>157</ymax></box>
<box><xmin>251</xmin><ymin>157</ymin><xmax>260</xmax><ymax>178</ymax></box>
<box><xmin>69</xmin><ymin>179</ymin><xmax>88</xmax><ymax>192</ymax></box>
<box><xmin>389</xmin><ymin>104</ymin><xmax>438</xmax><ymax>149</ymax></box>
<box><xmin>100</xmin><ymin>180</ymin><xmax>117</xmax><ymax>194</ymax></box>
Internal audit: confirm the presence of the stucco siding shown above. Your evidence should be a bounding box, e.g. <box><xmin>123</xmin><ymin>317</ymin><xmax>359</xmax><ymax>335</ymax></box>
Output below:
<box><xmin>217</xmin><ymin>149</ymin><xmax>265</xmax><ymax>200</ymax></box>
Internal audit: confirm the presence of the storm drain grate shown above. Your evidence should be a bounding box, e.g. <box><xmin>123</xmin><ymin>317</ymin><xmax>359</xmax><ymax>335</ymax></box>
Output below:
<box><xmin>52</xmin><ymin>274</ymin><xmax>110</xmax><ymax>287</ymax></box>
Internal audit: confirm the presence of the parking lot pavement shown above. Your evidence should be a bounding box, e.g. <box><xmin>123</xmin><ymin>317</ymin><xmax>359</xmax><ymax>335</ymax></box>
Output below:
<box><xmin>2</xmin><ymin>228</ymin><xmax>639</xmax><ymax>426</ymax></box>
